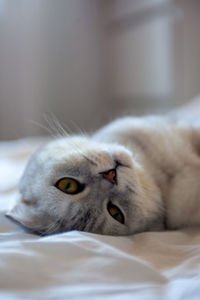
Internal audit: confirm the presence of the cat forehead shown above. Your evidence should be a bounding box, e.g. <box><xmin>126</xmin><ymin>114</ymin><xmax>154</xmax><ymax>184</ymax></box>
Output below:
<box><xmin>43</xmin><ymin>137</ymin><xmax>104</xmax><ymax>154</ymax></box>
<box><xmin>30</xmin><ymin>137</ymin><xmax>110</xmax><ymax>175</ymax></box>
<box><xmin>29</xmin><ymin>137</ymin><xmax>132</xmax><ymax>177</ymax></box>
<box><xmin>38</xmin><ymin>137</ymin><xmax>114</xmax><ymax>163</ymax></box>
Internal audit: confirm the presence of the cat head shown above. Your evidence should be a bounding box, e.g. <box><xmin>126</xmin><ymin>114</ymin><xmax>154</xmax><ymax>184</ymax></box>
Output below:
<box><xmin>7</xmin><ymin>136</ymin><xmax>162</xmax><ymax>235</ymax></box>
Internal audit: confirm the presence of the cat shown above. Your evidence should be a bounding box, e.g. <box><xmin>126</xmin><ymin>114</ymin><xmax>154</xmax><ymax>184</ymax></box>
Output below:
<box><xmin>6</xmin><ymin>115</ymin><xmax>200</xmax><ymax>236</ymax></box>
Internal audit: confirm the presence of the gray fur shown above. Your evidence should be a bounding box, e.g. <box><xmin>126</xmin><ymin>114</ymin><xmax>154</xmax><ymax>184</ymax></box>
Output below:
<box><xmin>7</xmin><ymin>115</ymin><xmax>200</xmax><ymax>235</ymax></box>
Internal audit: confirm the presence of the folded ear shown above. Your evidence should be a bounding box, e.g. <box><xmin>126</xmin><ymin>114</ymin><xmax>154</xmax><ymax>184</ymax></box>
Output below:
<box><xmin>6</xmin><ymin>196</ymin><xmax>43</xmax><ymax>230</ymax></box>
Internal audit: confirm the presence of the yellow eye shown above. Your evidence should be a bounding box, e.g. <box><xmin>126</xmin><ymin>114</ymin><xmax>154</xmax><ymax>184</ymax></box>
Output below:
<box><xmin>107</xmin><ymin>202</ymin><xmax>124</xmax><ymax>224</ymax></box>
<box><xmin>55</xmin><ymin>178</ymin><xmax>84</xmax><ymax>194</ymax></box>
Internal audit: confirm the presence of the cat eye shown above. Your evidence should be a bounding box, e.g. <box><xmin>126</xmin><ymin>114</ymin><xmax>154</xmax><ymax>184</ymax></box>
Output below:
<box><xmin>55</xmin><ymin>178</ymin><xmax>85</xmax><ymax>195</ymax></box>
<box><xmin>107</xmin><ymin>201</ymin><xmax>124</xmax><ymax>224</ymax></box>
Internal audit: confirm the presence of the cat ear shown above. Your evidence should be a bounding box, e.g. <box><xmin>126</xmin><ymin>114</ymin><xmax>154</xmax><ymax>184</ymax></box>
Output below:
<box><xmin>6</xmin><ymin>196</ymin><xmax>41</xmax><ymax>229</ymax></box>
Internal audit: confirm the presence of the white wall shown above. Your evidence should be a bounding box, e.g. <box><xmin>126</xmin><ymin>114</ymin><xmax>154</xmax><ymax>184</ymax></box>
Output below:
<box><xmin>104</xmin><ymin>0</ymin><xmax>176</xmax><ymax>115</ymax></box>
<box><xmin>173</xmin><ymin>0</ymin><xmax>200</xmax><ymax>105</ymax></box>
<box><xmin>0</xmin><ymin>0</ymin><xmax>105</xmax><ymax>139</ymax></box>
<box><xmin>1</xmin><ymin>0</ymin><xmax>200</xmax><ymax>139</ymax></box>
<box><xmin>105</xmin><ymin>0</ymin><xmax>200</xmax><ymax>115</ymax></box>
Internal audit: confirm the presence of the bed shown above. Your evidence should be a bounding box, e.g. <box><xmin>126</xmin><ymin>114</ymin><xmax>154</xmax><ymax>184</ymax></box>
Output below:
<box><xmin>1</xmin><ymin>136</ymin><xmax>200</xmax><ymax>299</ymax></box>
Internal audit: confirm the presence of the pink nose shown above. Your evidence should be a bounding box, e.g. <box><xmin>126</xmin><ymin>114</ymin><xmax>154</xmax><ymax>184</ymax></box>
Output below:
<box><xmin>101</xmin><ymin>169</ymin><xmax>117</xmax><ymax>184</ymax></box>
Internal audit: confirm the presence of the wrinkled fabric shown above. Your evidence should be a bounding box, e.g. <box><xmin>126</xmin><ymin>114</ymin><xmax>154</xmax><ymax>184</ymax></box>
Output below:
<box><xmin>0</xmin><ymin>138</ymin><xmax>200</xmax><ymax>300</ymax></box>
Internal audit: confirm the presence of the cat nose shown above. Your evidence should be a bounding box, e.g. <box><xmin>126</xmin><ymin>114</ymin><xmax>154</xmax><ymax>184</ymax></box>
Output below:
<box><xmin>100</xmin><ymin>168</ymin><xmax>117</xmax><ymax>185</ymax></box>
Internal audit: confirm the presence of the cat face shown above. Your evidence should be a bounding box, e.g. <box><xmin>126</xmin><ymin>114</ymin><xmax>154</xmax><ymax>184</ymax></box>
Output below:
<box><xmin>7</xmin><ymin>136</ymin><xmax>162</xmax><ymax>235</ymax></box>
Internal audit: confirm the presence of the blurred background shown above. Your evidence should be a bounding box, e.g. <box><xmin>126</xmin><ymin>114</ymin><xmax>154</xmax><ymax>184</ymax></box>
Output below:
<box><xmin>0</xmin><ymin>0</ymin><xmax>200</xmax><ymax>140</ymax></box>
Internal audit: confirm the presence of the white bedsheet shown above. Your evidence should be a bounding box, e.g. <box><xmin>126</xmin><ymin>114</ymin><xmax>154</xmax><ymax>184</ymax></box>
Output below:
<box><xmin>0</xmin><ymin>138</ymin><xmax>200</xmax><ymax>300</ymax></box>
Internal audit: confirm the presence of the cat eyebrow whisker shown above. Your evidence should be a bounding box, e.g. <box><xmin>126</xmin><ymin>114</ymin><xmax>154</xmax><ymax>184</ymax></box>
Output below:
<box><xmin>82</xmin><ymin>154</ymin><xmax>98</xmax><ymax>166</ymax></box>
<box><xmin>28</xmin><ymin>119</ymin><xmax>62</xmax><ymax>139</ymax></box>
<box><xmin>68</xmin><ymin>120</ymin><xmax>88</xmax><ymax>137</ymax></box>
<box><xmin>44</xmin><ymin>113</ymin><xmax>70</xmax><ymax>138</ymax></box>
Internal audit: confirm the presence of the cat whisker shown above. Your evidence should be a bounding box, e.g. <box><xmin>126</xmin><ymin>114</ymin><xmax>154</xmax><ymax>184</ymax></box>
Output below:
<box><xmin>43</xmin><ymin>114</ymin><xmax>64</xmax><ymax>138</ymax></box>
<box><xmin>68</xmin><ymin>120</ymin><xmax>88</xmax><ymax>137</ymax></box>
<box><xmin>66</xmin><ymin>139</ymin><xmax>90</xmax><ymax>158</ymax></box>
<box><xmin>40</xmin><ymin>218</ymin><xmax>62</xmax><ymax>236</ymax></box>
<box><xmin>28</xmin><ymin>119</ymin><xmax>60</xmax><ymax>139</ymax></box>
<box><xmin>41</xmin><ymin>116</ymin><xmax>90</xmax><ymax>158</ymax></box>
<box><xmin>43</xmin><ymin>113</ymin><xmax>71</xmax><ymax>138</ymax></box>
<box><xmin>49</xmin><ymin>113</ymin><xmax>70</xmax><ymax>137</ymax></box>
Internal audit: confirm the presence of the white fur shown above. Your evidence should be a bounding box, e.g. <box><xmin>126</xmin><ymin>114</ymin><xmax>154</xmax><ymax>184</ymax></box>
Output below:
<box><xmin>7</xmin><ymin>115</ymin><xmax>200</xmax><ymax>235</ymax></box>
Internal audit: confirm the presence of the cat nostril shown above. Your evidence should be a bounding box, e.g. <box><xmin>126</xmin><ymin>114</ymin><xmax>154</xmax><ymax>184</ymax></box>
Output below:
<box><xmin>100</xmin><ymin>169</ymin><xmax>117</xmax><ymax>185</ymax></box>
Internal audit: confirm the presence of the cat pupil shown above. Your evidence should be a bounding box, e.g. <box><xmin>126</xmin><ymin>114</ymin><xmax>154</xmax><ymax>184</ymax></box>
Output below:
<box><xmin>66</xmin><ymin>183</ymin><xmax>70</xmax><ymax>190</ymax></box>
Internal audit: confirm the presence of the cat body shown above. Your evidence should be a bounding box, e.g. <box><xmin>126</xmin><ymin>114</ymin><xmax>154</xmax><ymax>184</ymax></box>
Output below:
<box><xmin>7</xmin><ymin>115</ymin><xmax>200</xmax><ymax>235</ymax></box>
